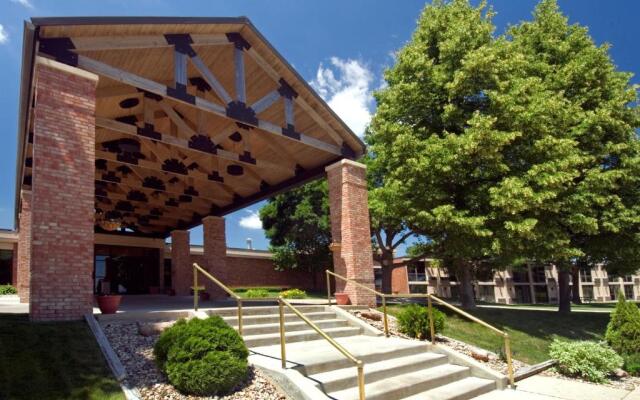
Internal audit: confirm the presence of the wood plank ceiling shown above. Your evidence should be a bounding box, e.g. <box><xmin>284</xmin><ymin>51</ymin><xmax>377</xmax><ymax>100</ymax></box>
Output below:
<box><xmin>21</xmin><ymin>18</ymin><xmax>364</xmax><ymax>237</ymax></box>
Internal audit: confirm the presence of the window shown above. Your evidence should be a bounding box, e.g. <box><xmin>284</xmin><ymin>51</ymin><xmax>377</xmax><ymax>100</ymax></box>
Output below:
<box><xmin>610</xmin><ymin>285</ymin><xmax>621</xmax><ymax>300</ymax></box>
<box><xmin>512</xmin><ymin>270</ymin><xmax>529</xmax><ymax>283</ymax></box>
<box><xmin>407</xmin><ymin>264</ymin><xmax>426</xmax><ymax>282</ymax></box>
<box><xmin>624</xmin><ymin>275</ymin><xmax>633</xmax><ymax>283</ymax></box>
<box><xmin>531</xmin><ymin>266</ymin><xmax>546</xmax><ymax>283</ymax></box>
<box><xmin>409</xmin><ymin>284</ymin><xmax>428</xmax><ymax>294</ymax></box>
<box><xmin>582</xmin><ymin>285</ymin><xmax>594</xmax><ymax>301</ymax></box>
<box><xmin>624</xmin><ymin>284</ymin><xmax>635</xmax><ymax>300</ymax></box>
<box><xmin>579</xmin><ymin>268</ymin><xmax>593</xmax><ymax>283</ymax></box>
<box><xmin>0</xmin><ymin>249</ymin><xmax>13</xmax><ymax>285</ymax></box>
<box><xmin>477</xmin><ymin>285</ymin><xmax>494</xmax><ymax>301</ymax></box>
<box><xmin>534</xmin><ymin>285</ymin><xmax>549</xmax><ymax>303</ymax></box>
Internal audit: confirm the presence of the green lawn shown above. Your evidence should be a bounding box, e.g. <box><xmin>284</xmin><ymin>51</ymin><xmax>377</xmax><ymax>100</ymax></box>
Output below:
<box><xmin>0</xmin><ymin>314</ymin><xmax>125</xmax><ymax>400</ymax></box>
<box><xmin>383</xmin><ymin>305</ymin><xmax>611</xmax><ymax>364</ymax></box>
<box><xmin>478</xmin><ymin>301</ymin><xmax>635</xmax><ymax>312</ymax></box>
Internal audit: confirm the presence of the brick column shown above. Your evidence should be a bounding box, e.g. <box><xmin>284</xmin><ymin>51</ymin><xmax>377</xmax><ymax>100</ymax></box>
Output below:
<box><xmin>29</xmin><ymin>58</ymin><xmax>98</xmax><ymax>321</ymax></box>
<box><xmin>326</xmin><ymin>159</ymin><xmax>376</xmax><ymax>306</ymax></box>
<box><xmin>171</xmin><ymin>230</ymin><xmax>191</xmax><ymax>296</ymax></box>
<box><xmin>203</xmin><ymin>216</ymin><xmax>228</xmax><ymax>299</ymax></box>
<box><xmin>17</xmin><ymin>190</ymin><xmax>31</xmax><ymax>303</ymax></box>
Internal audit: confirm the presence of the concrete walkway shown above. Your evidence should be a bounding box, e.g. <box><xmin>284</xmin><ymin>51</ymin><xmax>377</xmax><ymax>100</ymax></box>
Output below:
<box><xmin>477</xmin><ymin>304</ymin><xmax>614</xmax><ymax>314</ymax></box>
<box><xmin>475</xmin><ymin>375</ymin><xmax>635</xmax><ymax>400</ymax></box>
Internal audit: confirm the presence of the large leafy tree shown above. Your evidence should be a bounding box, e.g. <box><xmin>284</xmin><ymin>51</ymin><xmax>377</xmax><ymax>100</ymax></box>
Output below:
<box><xmin>367</xmin><ymin>0</ymin><xmax>502</xmax><ymax>308</ymax></box>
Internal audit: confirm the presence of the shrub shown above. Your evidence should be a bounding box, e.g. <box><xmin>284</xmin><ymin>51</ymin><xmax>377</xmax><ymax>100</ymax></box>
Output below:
<box><xmin>623</xmin><ymin>353</ymin><xmax>640</xmax><ymax>376</ymax></box>
<box><xmin>396</xmin><ymin>304</ymin><xmax>445</xmax><ymax>340</ymax></box>
<box><xmin>153</xmin><ymin>316</ymin><xmax>249</xmax><ymax>395</ymax></box>
<box><xmin>605</xmin><ymin>291</ymin><xmax>640</xmax><ymax>358</ymax></box>
<box><xmin>549</xmin><ymin>339</ymin><xmax>623</xmax><ymax>383</ymax></box>
<box><xmin>279</xmin><ymin>289</ymin><xmax>307</xmax><ymax>299</ymax></box>
<box><xmin>245</xmin><ymin>288</ymin><xmax>271</xmax><ymax>298</ymax></box>
<box><xmin>0</xmin><ymin>285</ymin><xmax>17</xmax><ymax>295</ymax></box>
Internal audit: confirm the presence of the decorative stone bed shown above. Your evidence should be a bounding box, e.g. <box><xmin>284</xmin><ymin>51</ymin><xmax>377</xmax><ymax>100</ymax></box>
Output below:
<box><xmin>103</xmin><ymin>322</ymin><xmax>289</xmax><ymax>400</ymax></box>
<box><xmin>349</xmin><ymin>309</ymin><xmax>640</xmax><ymax>391</ymax></box>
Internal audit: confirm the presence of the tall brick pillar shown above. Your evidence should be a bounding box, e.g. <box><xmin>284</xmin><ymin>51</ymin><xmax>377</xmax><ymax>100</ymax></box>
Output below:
<box><xmin>17</xmin><ymin>190</ymin><xmax>32</xmax><ymax>303</ymax></box>
<box><xmin>171</xmin><ymin>230</ymin><xmax>191</xmax><ymax>296</ymax></box>
<box><xmin>326</xmin><ymin>159</ymin><xmax>376</xmax><ymax>306</ymax></box>
<box><xmin>203</xmin><ymin>216</ymin><xmax>228</xmax><ymax>299</ymax></box>
<box><xmin>30</xmin><ymin>58</ymin><xmax>98</xmax><ymax>321</ymax></box>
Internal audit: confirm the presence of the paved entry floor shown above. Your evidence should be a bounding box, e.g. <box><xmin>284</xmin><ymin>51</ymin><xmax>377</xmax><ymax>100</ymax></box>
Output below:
<box><xmin>475</xmin><ymin>375</ymin><xmax>636</xmax><ymax>400</ymax></box>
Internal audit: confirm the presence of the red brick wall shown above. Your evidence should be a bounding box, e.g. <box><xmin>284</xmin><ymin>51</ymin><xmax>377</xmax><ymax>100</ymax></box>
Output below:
<box><xmin>29</xmin><ymin>62</ymin><xmax>97</xmax><ymax>321</ymax></box>
<box><xmin>171</xmin><ymin>230</ymin><xmax>191</xmax><ymax>295</ymax></box>
<box><xmin>17</xmin><ymin>190</ymin><xmax>31</xmax><ymax>302</ymax></box>
<box><xmin>391</xmin><ymin>265</ymin><xmax>409</xmax><ymax>294</ymax></box>
<box><xmin>190</xmin><ymin>254</ymin><xmax>324</xmax><ymax>290</ymax></box>
<box><xmin>326</xmin><ymin>160</ymin><xmax>376</xmax><ymax>306</ymax></box>
<box><xmin>11</xmin><ymin>243</ymin><xmax>18</xmax><ymax>287</ymax></box>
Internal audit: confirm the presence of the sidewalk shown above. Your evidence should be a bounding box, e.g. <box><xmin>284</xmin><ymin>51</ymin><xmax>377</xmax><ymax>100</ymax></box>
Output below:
<box><xmin>475</xmin><ymin>375</ymin><xmax>636</xmax><ymax>400</ymax></box>
<box><xmin>477</xmin><ymin>304</ymin><xmax>613</xmax><ymax>313</ymax></box>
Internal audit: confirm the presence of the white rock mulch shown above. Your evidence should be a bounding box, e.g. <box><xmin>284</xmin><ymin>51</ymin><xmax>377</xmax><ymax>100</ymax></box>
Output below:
<box><xmin>349</xmin><ymin>308</ymin><xmax>640</xmax><ymax>391</ymax></box>
<box><xmin>102</xmin><ymin>322</ymin><xmax>289</xmax><ymax>400</ymax></box>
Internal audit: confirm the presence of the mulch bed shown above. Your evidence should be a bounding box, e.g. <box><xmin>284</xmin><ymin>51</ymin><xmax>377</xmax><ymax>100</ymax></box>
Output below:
<box><xmin>349</xmin><ymin>308</ymin><xmax>640</xmax><ymax>391</ymax></box>
<box><xmin>103</xmin><ymin>322</ymin><xmax>289</xmax><ymax>400</ymax></box>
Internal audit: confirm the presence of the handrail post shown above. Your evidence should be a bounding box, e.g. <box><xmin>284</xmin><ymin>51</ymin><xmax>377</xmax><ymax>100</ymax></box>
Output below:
<box><xmin>357</xmin><ymin>360</ymin><xmax>365</xmax><ymax>400</ymax></box>
<box><xmin>427</xmin><ymin>295</ymin><xmax>435</xmax><ymax>345</ymax></box>
<box><xmin>382</xmin><ymin>295</ymin><xmax>389</xmax><ymax>337</ymax></box>
<box><xmin>504</xmin><ymin>333</ymin><xmax>514</xmax><ymax>387</ymax></box>
<box><xmin>193</xmin><ymin>265</ymin><xmax>199</xmax><ymax>312</ymax></box>
<box><xmin>237</xmin><ymin>299</ymin><xmax>243</xmax><ymax>336</ymax></box>
<box><xmin>278</xmin><ymin>298</ymin><xmax>286</xmax><ymax>369</ymax></box>
<box><xmin>326</xmin><ymin>269</ymin><xmax>331</xmax><ymax>306</ymax></box>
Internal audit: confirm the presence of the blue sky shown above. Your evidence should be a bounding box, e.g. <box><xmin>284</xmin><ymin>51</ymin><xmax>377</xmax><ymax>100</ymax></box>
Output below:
<box><xmin>0</xmin><ymin>0</ymin><xmax>638</xmax><ymax>252</ymax></box>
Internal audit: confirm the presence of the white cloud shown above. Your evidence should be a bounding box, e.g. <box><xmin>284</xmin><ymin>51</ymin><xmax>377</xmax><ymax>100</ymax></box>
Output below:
<box><xmin>311</xmin><ymin>57</ymin><xmax>374</xmax><ymax>137</ymax></box>
<box><xmin>239</xmin><ymin>210</ymin><xmax>263</xmax><ymax>230</ymax></box>
<box><xmin>11</xmin><ymin>0</ymin><xmax>34</xmax><ymax>9</ymax></box>
<box><xmin>0</xmin><ymin>25</ymin><xmax>8</xmax><ymax>44</ymax></box>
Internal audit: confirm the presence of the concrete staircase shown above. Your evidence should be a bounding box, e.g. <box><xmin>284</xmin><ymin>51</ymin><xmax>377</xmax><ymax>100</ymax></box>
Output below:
<box><xmin>207</xmin><ymin>304</ymin><xmax>500</xmax><ymax>400</ymax></box>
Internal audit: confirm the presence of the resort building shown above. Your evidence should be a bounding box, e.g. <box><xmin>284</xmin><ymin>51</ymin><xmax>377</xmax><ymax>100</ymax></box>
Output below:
<box><xmin>7</xmin><ymin>17</ymin><xmax>376</xmax><ymax>321</ymax></box>
<box><xmin>383</xmin><ymin>259</ymin><xmax>640</xmax><ymax>304</ymax></box>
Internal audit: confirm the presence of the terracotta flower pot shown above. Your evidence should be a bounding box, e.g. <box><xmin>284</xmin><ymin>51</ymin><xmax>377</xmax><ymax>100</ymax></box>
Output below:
<box><xmin>335</xmin><ymin>292</ymin><xmax>351</xmax><ymax>305</ymax></box>
<box><xmin>96</xmin><ymin>295</ymin><xmax>122</xmax><ymax>314</ymax></box>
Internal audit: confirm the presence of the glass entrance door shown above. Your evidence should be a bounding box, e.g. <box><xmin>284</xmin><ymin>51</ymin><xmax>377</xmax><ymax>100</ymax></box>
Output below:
<box><xmin>94</xmin><ymin>245</ymin><xmax>160</xmax><ymax>294</ymax></box>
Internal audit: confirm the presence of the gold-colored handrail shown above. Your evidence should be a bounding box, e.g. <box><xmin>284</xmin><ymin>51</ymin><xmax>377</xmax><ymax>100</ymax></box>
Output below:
<box><xmin>192</xmin><ymin>263</ymin><xmax>280</xmax><ymax>336</ymax></box>
<box><xmin>326</xmin><ymin>269</ymin><xmax>515</xmax><ymax>387</ymax></box>
<box><xmin>278</xmin><ymin>297</ymin><xmax>365</xmax><ymax>400</ymax></box>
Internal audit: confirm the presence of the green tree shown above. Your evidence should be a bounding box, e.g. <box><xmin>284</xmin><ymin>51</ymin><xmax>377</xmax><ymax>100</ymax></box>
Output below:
<box><xmin>259</xmin><ymin>180</ymin><xmax>333</xmax><ymax>285</ymax></box>
<box><xmin>605</xmin><ymin>291</ymin><xmax>640</xmax><ymax>357</ymax></box>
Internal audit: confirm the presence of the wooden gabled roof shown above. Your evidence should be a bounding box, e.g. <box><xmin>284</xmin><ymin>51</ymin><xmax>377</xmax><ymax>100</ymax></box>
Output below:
<box><xmin>16</xmin><ymin>17</ymin><xmax>364</xmax><ymax>237</ymax></box>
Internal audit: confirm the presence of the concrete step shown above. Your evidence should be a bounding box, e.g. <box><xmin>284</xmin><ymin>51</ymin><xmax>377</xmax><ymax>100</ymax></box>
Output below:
<box><xmin>222</xmin><ymin>311</ymin><xmax>337</xmax><ymax>326</ymax></box>
<box><xmin>310</xmin><ymin>352</ymin><xmax>449</xmax><ymax>393</ymax></box>
<box><xmin>243</xmin><ymin>326</ymin><xmax>361</xmax><ymax>348</ymax></box>
<box><xmin>207</xmin><ymin>304</ymin><xmax>327</xmax><ymax>317</ymax></box>
<box><xmin>403</xmin><ymin>376</ymin><xmax>496</xmax><ymax>400</ymax></box>
<box><xmin>236</xmin><ymin>319</ymin><xmax>349</xmax><ymax>336</ymax></box>
<box><xmin>329</xmin><ymin>364</ymin><xmax>471</xmax><ymax>400</ymax></box>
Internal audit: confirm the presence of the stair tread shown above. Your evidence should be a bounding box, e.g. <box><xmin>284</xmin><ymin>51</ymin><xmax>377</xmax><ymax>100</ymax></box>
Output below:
<box><xmin>310</xmin><ymin>352</ymin><xmax>447</xmax><ymax>383</ymax></box>
<box><xmin>243</xmin><ymin>326</ymin><xmax>360</xmax><ymax>340</ymax></box>
<box><xmin>231</xmin><ymin>318</ymin><xmax>345</xmax><ymax>328</ymax></box>
<box><xmin>402</xmin><ymin>376</ymin><xmax>495</xmax><ymax>400</ymax></box>
<box><xmin>329</xmin><ymin>364</ymin><xmax>470</xmax><ymax>400</ymax></box>
<box><xmin>223</xmin><ymin>311</ymin><xmax>335</xmax><ymax>320</ymax></box>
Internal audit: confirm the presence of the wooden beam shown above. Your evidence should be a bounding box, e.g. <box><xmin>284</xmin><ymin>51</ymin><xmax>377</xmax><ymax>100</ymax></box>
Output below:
<box><xmin>189</xmin><ymin>55</ymin><xmax>233</xmax><ymax>104</ymax></box>
<box><xmin>233</xmin><ymin>46</ymin><xmax>246</xmax><ymax>103</ymax></box>
<box><xmin>70</xmin><ymin>34</ymin><xmax>229</xmax><ymax>51</ymax></box>
<box><xmin>73</xmin><ymin>54</ymin><xmax>342</xmax><ymax>155</ymax></box>
<box><xmin>251</xmin><ymin>89</ymin><xmax>281</xmax><ymax>114</ymax></box>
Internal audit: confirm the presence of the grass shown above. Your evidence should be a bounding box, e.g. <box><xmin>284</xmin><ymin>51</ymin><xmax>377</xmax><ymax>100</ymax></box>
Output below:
<box><xmin>382</xmin><ymin>305</ymin><xmax>611</xmax><ymax>364</ymax></box>
<box><xmin>478</xmin><ymin>301</ymin><xmax>636</xmax><ymax>311</ymax></box>
<box><xmin>0</xmin><ymin>314</ymin><xmax>125</xmax><ymax>400</ymax></box>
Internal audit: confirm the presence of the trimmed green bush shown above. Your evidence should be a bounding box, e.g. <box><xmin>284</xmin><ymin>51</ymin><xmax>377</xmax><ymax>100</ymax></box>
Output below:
<box><xmin>154</xmin><ymin>316</ymin><xmax>249</xmax><ymax>395</ymax></box>
<box><xmin>549</xmin><ymin>339</ymin><xmax>623</xmax><ymax>383</ymax></box>
<box><xmin>623</xmin><ymin>353</ymin><xmax>640</xmax><ymax>376</ymax></box>
<box><xmin>0</xmin><ymin>285</ymin><xmax>17</xmax><ymax>295</ymax></box>
<box><xmin>396</xmin><ymin>304</ymin><xmax>445</xmax><ymax>340</ymax></box>
<box><xmin>279</xmin><ymin>289</ymin><xmax>307</xmax><ymax>299</ymax></box>
<box><xmin>605</xmin><ymin>291</ymin><xmax>640</xmax><ymax>359</ymax></box>
<box><xmin>245</xmin><ymin>288</ymin><xmax>271</xmax><ymax>298</ymax></box>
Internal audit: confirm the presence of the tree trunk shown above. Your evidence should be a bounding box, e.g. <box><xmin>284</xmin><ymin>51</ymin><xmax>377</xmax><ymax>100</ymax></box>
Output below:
<box><xmin>571</xmin><ymin>265</ymin><xmax>582</xmax><ymax>305</ymax></box>
<box><xmin>380</xmin><ymin>252</ymin><xmax>394</xmax><ymax>294</ymax></box>
<box><xmin>558</xmin><ymin>268</ymin><xmax>572</xmax><ymax>313</ymax></box>
<box><xmin>458</xmin><ymin>263</ymin><xmax>476</xmax><ymax>309</ymax></box>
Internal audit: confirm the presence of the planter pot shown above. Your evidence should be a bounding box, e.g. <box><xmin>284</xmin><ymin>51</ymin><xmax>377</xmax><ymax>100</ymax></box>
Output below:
<box><xmin>96</xmin><ymin>295</ymin><xmax>122</xmax><ymax>314</ymax></box>
<box><xmin>335</xmin><ymin>292</ymin><xmax>351</xmax><ymax>305</ymax></box>
<box><xmin>199</xmin><ymin>292</ymin><xmax>210</xmax><ymax>301</ymax></box>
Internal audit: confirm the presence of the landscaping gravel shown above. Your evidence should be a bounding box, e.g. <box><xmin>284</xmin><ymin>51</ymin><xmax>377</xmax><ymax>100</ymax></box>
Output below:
<box><xmin>349</xmin><ymin>308</ymin><xmax>640</xmax><ymax>391</ymax></box>
<box><xmin>103</xmin><ymin>322</ymin><xmax>289</xmax><ymax>400</ymax></box>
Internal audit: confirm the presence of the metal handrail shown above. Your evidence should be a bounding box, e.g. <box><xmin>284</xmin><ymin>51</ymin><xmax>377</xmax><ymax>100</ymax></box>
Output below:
<box><xmin>326</xmin><ymin>269</ymin><xmax>515</xmax><ymax>387</ymax></box>
<box><xmin>278</xmin><ymin>297</ymin><xmax>365</xmax><ymax>400</ymax></box>
<box><xmin>192</xmin><ymin>263</ymin><xmax>280</xmax><ymax>335</ymax></box>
